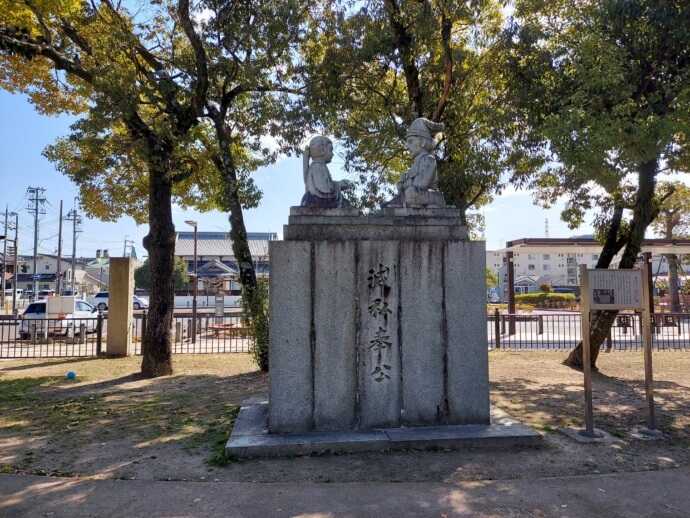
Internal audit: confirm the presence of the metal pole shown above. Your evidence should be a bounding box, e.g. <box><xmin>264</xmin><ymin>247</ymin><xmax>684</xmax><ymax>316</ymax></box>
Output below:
<box><xmin>192</xmin><ymin>225</ymin><xmax>198</xmax><ymax>344</ymax></box>
<box><xmin>56</xmin><ymin>200</ymin><xmax>63</xmax><ymax>294</ymax></box>
<box><xmin>11</xmin><ymin>213</ymin><xmax>18</xmax><ymax>315</ymax></box>
<box><xmin>1</xmin><ymin>205</ymin><xmax>7</xmax><ymax>305</ymax></box>
<box><xmin>507</xmin><ymin>251</ymin><xmax>516</xmax><ymax>335</ymax></box>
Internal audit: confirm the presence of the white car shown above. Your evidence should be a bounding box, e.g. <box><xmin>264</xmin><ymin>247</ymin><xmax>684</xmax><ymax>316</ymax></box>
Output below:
<box><xmin>90</xmin><ymin>292</ymin><xmax>149</xmax><ymax>310</ymax></box>
<box><xmin>18</xmin><ymin>300</ymin><xmax>99</xmax><ymax>339</ymax></box>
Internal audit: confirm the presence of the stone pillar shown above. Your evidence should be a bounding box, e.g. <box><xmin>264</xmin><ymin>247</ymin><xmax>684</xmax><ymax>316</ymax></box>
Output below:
<box><xmin>106</xmin><ymin>258</ymin><xmax>134</xmax><ymax>356</ymax></box>
<box><xmin>268</xmin><ymin>206</ymin><xmax>490</xmax><ymax>434</ymax></box>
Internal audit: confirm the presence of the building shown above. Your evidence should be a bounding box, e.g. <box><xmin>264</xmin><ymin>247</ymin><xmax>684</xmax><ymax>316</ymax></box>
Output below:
<box><xmin>487</xmin><ymin>237</ymin><xmax>690</xmax><ymax>301</ymax></box>
<box><xmin>174</xmin><ymin>231</ymin><xmax>275</xmax><ymax>295</ymax></box>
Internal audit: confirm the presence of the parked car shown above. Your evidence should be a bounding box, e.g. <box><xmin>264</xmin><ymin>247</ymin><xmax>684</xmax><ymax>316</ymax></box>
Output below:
<box><xmin>88</xmin><ymin>291</ymin><xmax>149</xmax><ymax>310</ymax></box>
<box><xmin>133</xmin><ymin>295</ymin><xmax>149</xmax><ymax>310</ymax></box>
<box><xmin>18</xmin><ymin>298</ymin><xmax>99</xmax><ymax>339</ymax></box>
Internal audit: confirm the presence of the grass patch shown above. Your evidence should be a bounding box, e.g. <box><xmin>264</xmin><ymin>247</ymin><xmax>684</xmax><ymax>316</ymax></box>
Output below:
<box><xmin>207</xmin><ymin>405</ymin><xmax>241</xmax><ymax>467</ymax></box>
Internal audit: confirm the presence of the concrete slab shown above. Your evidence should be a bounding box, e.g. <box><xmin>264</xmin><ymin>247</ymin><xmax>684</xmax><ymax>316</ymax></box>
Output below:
<box><xmin>227</xmin><ymin>397</ymin><xmax>543</xmax><ymax>458</ymax></box>
<box><xmin>559</xmin><ymin>427</ymin><xmax>620</xmax><ymax>443</ymax></box>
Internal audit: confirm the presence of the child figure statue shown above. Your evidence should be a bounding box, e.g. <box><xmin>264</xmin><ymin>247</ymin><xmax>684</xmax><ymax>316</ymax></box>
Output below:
<box><xmin>301</xmin><ymin>136</ymin><xmax>352</xmax><ymax>208</ymax></box>
<box><xmin>385</xmin><ymin>118</ymin><xmax>447</xmax><ymax>207</ymax></box>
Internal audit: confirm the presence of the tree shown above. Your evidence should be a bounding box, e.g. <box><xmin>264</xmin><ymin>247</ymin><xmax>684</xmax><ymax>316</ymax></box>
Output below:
<box><xmin>302</xmin><ymin>0</ymin><xmax>542</xmax><ymax>227</ymax></box>
<box><xmin>1</xmin><ymin>0</ymin><xmax>210</xmax><ymax>375</ymax></box>
<box><xmin>539</xmin><ymin>283</ymin><xmax>552</xmax><ymax>294</ymax></box>
<box><xmin>1</xmin><ymin>0</ymin><xmax>309</xmax><ymax>374</ymax></box>
<box><xmin>135</xmin><ymin>257</ymin><xmax>189</xmax><ymax>291</ymax></box>
<box><xmin>651</xmin><ymin>182</ymin><xmax>690</xmax><ymax>312</ymax></box>
<box><xmin>505</xmin><ymin>0</ymin><xmax>690</xmax><ymax>368</ymax></box>
<box><xmin>486</xmin><ymin>267</ymin><xmax>499</xmax><ymax>287</ymax></box>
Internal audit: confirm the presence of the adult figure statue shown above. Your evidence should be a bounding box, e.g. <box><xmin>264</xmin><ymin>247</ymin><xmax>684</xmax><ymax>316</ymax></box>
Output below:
<box><xmin>301</xmin><ymin>136</ymin><xmax>353</xmax><ymax>208</ymax></box>
<box><xmin>385</xmin><ymin>118</ymin><xmax>447</xmax><ymax>207</ymax></box>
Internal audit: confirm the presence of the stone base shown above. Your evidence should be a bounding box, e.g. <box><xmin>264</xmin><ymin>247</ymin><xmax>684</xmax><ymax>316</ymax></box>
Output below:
<box><xmin>227</xmin><ymin>396</ymin><xmax>543</xmax><ymax>458</ymax></box>
<box><xmin>558</xmin><ymin>427</ymin><xmax>620</xmax><ymax>443</ymax></box>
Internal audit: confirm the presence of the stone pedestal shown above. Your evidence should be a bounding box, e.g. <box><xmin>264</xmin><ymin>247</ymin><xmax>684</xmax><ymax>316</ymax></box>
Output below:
<box><xmin>106</xmin><ymin>258</ymin><xmax>134</xmax><ymax>356</ymax></box>
<box><xmin>268</xmin><ymin>207</ymin><xmax>489</xmax><ymax>434</ymax></box>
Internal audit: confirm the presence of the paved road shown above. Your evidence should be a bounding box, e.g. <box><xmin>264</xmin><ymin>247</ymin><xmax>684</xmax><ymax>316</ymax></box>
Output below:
<box><xmin>1</xmin><ymin>467</ymin><xmax>689</xmax><ymax>517</ymax></box>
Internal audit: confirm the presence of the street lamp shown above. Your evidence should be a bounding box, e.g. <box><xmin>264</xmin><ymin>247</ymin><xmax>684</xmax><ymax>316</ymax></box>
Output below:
<box><xmin>185</xmin><ymin>220</ymin><xmax>198</xmax><ymax>344</ymax></box>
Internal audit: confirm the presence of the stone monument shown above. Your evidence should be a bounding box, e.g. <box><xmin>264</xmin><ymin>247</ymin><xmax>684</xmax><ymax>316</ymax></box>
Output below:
<box><xmin>269</xmin><ymin>125</ymin><xmax>489</xmax><ymax>433</ymax></box>
<box><xmin>227</xmin><ymin>124</ymin><xmax>541</xmax><ymax>456</ymax></box>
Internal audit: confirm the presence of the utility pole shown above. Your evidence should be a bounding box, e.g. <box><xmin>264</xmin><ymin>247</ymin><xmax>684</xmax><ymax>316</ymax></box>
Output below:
<box><xmin>56</xmin><ymin>200</ymin><xmax>64</xmax><ymax>294</ymax></box>
<box><xmin>123</xmin><ymin>236</ymin><xmax>134</xmax><ymax>257</ymax></box>
<box><xmin>1</xmin><ymin>205</ymin><xmax>7</xmax><ymax>304</ymax></box>
<box><xmin>27</xmin><ymin>187</ymin><xmax>46</xmax><ymax>297</ymax></box>
<box><xmin>65</xmin><ymin>208</ymin><xmax>83</xmax><ymax>294</ymax></box>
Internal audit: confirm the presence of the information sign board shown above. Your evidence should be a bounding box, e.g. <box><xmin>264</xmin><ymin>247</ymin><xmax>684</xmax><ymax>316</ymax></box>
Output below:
<box><xmin>587</xmin><ymin>269</ymin><xmax>644</xmax><ymax>310</ymax></box>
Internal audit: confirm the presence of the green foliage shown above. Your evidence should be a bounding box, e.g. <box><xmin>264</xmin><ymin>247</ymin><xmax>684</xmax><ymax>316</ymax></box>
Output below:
<box><xmin>302</xmin><ymin>0</ymin><xmax>543</xmax><ymax>225</ymax></box>
<box><xmin>135</xmin><ymin>257</ymin><xmax>189</xmax><ymax>291</ymax></box>
<box><xmin>486</xmin><ymin>267</ymin><xmax>499</xmax><ymax>287</ymax></box>
<box><xmin>506</xmin><ymin>0</ymin><xmax>690</xmax><ymax>236</ymax></box>
<box><xmin>240</xmin><ymin>277</ymin><xmax>269</xmax><ymax>372</ymax></box>
<box><xmin>539</xmin><ymin>283</ymin><xmax>552</xmax><ymax>294</ymax></box>
<box><xmin>515</xmin><ymin>293</ymin><xmax>577</xmax><ymax>305</ymax></box>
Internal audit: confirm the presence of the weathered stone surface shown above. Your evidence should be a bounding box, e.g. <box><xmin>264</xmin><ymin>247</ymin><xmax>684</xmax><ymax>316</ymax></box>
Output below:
<box><xmin>268</xmin><ymin>241</ymin><xmax>313</xmax><ymax>433</ymax></box>
<box><xmin>357</xmin><ymin>241</ymin><xmax>401</xmax><ymax>429</ymax></box>
<box><xmin>284</xmin><ymin>223</ymin><xmax>467</xmax><ymax>242</ymax></box>
<box><xmin>313</xmin><ymin>241</ymin><xmax>357</xmax><ymax>431</ymax></box>
<box><xmin>107</xmin><ymin>258</ymin><xmax>134</xmax><ymax>356</ymax></box>
<box><xmin>399</xmin><ymin>241</ymin><xmax>446</xmax><ymax>426</ymax></box>
<box><xmin>290</xmin><ymin>206</ymin><xmax>359</xmax><ymax>217</ymax></box>
<box><xmin>444</xmin><ymin>240</ymin><xmax>490</xmax><ymax>424</ymax></box>
<box><xmin>227</xmin><ymin>398</ymin><xmax>542</xmax><ymax>458</ymax></box>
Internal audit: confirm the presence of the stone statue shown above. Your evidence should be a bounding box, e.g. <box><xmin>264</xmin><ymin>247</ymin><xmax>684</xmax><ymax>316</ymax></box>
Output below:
<box><xmin>385</xmin><ymin>118</ymin><xmax>447</xmax><ymax>207</ymax></box>
<box><xmin>301</xmin><ymin>136</ymin><xmax>353</xmax><ymax>208</ymax></box>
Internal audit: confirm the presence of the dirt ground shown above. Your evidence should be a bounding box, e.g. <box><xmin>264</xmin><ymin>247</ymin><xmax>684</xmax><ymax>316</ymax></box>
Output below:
<box><xmin>0</xmin><ymin>351</ymin><xmax>688</xmax><ymax>483</ymax></box>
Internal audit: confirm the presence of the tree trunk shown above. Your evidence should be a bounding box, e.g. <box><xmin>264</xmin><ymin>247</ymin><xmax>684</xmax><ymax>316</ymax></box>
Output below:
<box><xmin>564</xmin><ymin>159</ymin><xmax>659</xmax><ymax>369</ymax></box>
<box><xmin>668</xmin><ymin>254</ymin><xmax>681</xmax><ymax>313</ymax></box>
<box><xmin>140</xmin><ymin>147</ymin><xmax>175</xmax><ymax>377</ymax></box>
<box><xmin>212</xmin><ymin>118</ymin><xmax>258</xmax><ymax>303</ymax></box>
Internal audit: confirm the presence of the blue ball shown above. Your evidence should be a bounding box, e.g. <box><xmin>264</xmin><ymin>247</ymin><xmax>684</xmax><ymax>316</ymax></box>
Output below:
<box><xmin>67</xmin><ymin>371</ymin><xmax>76</xmax><ymax>380</ymax></box>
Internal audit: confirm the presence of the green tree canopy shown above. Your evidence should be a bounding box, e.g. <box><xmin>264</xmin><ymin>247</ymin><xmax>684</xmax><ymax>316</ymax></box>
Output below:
<box><xmin>301</xmin><ymin>0</ymin><xmax>543</xmax><ymax>227</ymax></box>
<box><xmin>505</xmin><ymin>0</ymin><xmax>690</xmax><ymax>368</ymax></box>
<box><xmin>135</xmin><ymin>257</ymin><xmax>190</xmax><ymax>291</ymax></box>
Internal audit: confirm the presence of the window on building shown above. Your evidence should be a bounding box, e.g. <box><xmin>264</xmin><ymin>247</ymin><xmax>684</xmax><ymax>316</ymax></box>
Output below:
<box><xmin>543</xmin><ymin>264</ymin><xmax>551</xmax><ymax>271</ymax></box>
<box><xmin>528</xmin><ymin>254</ymin><xmax>536</xmax><ymax>260</ymax></box>
<box><xmin>543</xmin><ymin>254</ymin><xmax>550</xmax><ymax>260</ymax></box>
<box><xmin>591</xmin><ymin>254</ymin><xmax>599</xmax><ymax>260</ymax></box>
<box><xmin>528</xmin><ymin>264</ymin><xmax>536</xmax><ymax>271</ymax></box>
<box><xmin>45</xmin><ymin>265</ymin><xmax>50</xmax><ymax>270</ymax></box>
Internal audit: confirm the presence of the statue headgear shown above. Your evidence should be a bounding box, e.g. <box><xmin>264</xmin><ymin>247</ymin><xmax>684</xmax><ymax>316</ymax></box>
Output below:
<box><xmin>407</xmin><ymin>118</ymin><xmax>445</xmax><ymax>141</ymax></box>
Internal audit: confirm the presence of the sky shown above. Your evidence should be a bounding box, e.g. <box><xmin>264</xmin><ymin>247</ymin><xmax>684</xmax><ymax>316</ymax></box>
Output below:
<box><xmin>0</xmin><ymin>88</ymin><xmax>597</xmax><ymax>260</ymax></box>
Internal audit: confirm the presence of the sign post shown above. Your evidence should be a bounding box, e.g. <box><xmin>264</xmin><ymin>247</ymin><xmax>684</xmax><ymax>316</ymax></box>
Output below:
<box><xmin>579</xmin><ymin>265</ymin><xmax>656</xmax><ymax>438</ymax></box>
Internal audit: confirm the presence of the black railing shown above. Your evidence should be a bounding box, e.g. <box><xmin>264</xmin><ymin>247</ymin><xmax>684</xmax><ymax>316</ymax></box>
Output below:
<box><xmin>3</xmin><ymin>310</ymin><xmax>690</xmax><ymax>359</ymax></box>
<box><xmin>488</xmin><ymin>310</ymin><xmax>690</xmax><ymax>351</ymax></box>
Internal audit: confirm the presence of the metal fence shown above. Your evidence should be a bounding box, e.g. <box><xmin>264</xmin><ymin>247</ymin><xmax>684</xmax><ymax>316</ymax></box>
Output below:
<box><xmin>488</xmin><ymin>311</ymin><xmax>690</xmax><ymax>351</ymax></box>
<box><xmin>3</xmin><ymin>310</ymin><xmax>690</xmax><ymax>359</ymax></box>
<box><xmin>0</xmin><ymin>311</ymin><xmax>252</xmax><ymax>359</ymax></box>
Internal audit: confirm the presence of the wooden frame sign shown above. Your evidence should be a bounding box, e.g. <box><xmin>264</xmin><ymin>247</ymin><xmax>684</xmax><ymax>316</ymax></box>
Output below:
<box><xmin>586</xmin><ymin>269</ymin><xmax>644</xmax><ymax>310</ymax></box>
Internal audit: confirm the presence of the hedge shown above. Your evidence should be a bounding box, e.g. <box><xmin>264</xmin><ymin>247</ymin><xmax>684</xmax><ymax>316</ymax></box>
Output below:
<box><xmin>515</xmin><ymin>293</ymin><xmax>577</xmax><ymax>304</ymax></box>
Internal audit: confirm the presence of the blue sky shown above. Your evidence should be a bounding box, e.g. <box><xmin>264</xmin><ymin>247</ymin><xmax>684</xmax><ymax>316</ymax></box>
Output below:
<box><xmin>0</xmin><ymin>88</ymin><xmax>595</xmax><ymax>259</ymax></box>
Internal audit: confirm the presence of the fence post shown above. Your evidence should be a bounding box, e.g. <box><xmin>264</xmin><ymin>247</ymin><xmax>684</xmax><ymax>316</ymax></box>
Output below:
<box><xmin>538</xmin><ymin>315</ymin><xmax>544</xmax><ymax>335</ymax></box>
<box><xmin>79</xmin><ymin>323</ymin><xmax>85</xmax><ymax>345</ymax></box>
<box><xmin>175</xmin><ymin>322</ymin><xmax>182</xmax><ymax>343</ymax></box>
<box><xmin>30</xmin><ymin>323</ymin><xmax>36</xmax><ymax>343</ymax></box>
<box><xmin>96</xmin><ymin>313</ymin><xmax>103</xmax><ymax>355</ymax></box>
<box><xmin>494</xmin><ymin>309</ymin><xmax>501</xmax><ymax>349</ymax></box>
<box><xmin>141</xmin><ymin>310</ymin><xmax>147</xmax><ymax>351</ymax></box>
<box><xmin>500</xmin><ymin>314</ymin><xmax>506</xmax><ymax>335</ymax></box>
